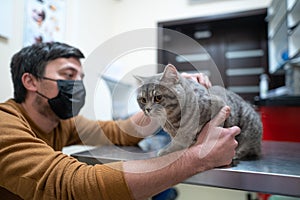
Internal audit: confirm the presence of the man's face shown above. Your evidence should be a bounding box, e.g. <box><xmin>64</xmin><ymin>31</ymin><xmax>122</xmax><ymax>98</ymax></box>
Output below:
<box><xmin>35</xmin><ymin>57</ymin><xmax>84</xmax><ymax>120</ymax></box>
<box><xmin>39</xmin><ymin>57</ymin><xmax>84</xmax><ymax>98</ymax></box>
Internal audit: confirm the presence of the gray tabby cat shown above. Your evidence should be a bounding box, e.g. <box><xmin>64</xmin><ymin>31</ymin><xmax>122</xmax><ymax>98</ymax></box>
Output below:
<box><xmin>136</xmin><ymin>64</ymin><xmax>262</xmax><ymax>160</ymax></box>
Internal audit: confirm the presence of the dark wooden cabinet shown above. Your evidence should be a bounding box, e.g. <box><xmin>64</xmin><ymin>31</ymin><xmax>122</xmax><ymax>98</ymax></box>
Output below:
<box><xmin>157</xmin><ymin>9</ymin><xmax>284</xmax><ymax>103</ymax></box>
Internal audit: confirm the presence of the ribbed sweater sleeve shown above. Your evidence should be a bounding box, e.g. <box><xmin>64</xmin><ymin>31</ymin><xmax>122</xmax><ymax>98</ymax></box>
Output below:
<box><xmin>72</xmin><ymin>116</ymin><xmax>142</xmax><ymax>147</ymax></box>
<box><xmin>0</xmin><ymin>100</ymin><xmax>135</xmax><ymax>199</ymax></box>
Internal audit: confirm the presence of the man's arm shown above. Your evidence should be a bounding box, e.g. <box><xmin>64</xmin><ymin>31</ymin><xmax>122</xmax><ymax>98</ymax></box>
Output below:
<box><xmin>123</xmin><ymin>106</ymin><xmax>240</xmax><ymax>199</ymax></box>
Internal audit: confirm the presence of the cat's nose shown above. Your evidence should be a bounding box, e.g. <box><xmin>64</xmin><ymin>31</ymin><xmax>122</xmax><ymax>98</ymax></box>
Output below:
<box><xmin>145</xmin><ymin>108</ymin><xmax>152</xmax><ymax>113</ymax></box>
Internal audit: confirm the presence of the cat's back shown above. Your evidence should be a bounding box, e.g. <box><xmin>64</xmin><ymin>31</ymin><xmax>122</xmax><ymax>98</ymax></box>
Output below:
<box><xmin>210</xmin><ymin>86</ymin><xmax>262</xmax><ymax>129</ymax></box>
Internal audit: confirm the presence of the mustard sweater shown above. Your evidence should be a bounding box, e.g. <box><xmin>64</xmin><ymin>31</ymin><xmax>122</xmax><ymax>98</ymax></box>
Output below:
<box><xmin>0</xmin><ymin>99</ymin><xmax>142</xmax><ymax>200</ymax></box>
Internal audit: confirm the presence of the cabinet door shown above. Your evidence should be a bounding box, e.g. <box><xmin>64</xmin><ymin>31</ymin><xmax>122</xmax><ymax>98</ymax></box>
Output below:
<box><xmin>158</xmin><ymin>24</ymin><xmax>225</xmax><ymax>86</ymax></box>
<box><xmin>158</xmin><ymin>9</ymin><xmax>284</xmax><ymax>103</ymax></box>
<box><xmin>224</xmin><ymin>15</ymin><xmax>268</xmax><ymax>102</ymax></box>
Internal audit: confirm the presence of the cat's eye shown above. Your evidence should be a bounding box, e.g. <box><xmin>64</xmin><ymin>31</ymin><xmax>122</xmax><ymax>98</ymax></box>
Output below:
<box><xmin>154</xmin><ymin>95</ymin><xmax>162</xmax><ymax>103</ymax></box>
<box><xmin>140</xmin><ymin>97</ymin><xmax>147</xmax><ymax>104</ymax></box>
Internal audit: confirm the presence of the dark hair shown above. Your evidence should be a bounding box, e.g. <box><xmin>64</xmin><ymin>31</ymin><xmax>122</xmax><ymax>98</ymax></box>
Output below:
<box><xmin>10</xmin><ymin>42</ymin><xmax>85</xmax><ymax>103</ymax></box>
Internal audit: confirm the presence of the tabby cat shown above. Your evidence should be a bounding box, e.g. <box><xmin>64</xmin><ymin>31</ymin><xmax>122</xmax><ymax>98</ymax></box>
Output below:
<box><xmin>136</xmin><ymin>64</ymin><xmax>262</xmax><ymax>160</ymax></box>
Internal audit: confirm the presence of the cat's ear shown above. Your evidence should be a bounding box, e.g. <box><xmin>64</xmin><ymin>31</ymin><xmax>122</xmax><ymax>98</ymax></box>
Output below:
<box><xmin>161</xmin><ymin>64</ymin><xmax>180</xmax><ymax>83</ymax></box>
<box><xmin>133</xmin><ymin>75</ymin><xmax>145</xmax><ymax>85</ymax></box>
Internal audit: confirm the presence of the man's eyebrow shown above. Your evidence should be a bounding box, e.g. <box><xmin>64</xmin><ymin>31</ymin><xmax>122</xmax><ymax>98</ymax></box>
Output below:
<box><xmin>58</xmin><ymin>66</ymin><xmax>85</xmax><ymax>78</ymax></box>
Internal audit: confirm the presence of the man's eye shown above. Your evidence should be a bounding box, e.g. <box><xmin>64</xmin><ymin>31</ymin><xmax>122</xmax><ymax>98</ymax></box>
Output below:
<box><xmin>154</xmin><ymin>95</ymin><xmax>162</xmax><ymax>103</ymax></box>
<box><xmin>64</xmin><ymin>73</ymin><xmax>74</xmax><ymax>79</ymax></box>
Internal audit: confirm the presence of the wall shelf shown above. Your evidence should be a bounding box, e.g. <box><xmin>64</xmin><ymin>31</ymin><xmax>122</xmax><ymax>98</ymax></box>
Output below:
<box><xmin>287</xmin><ymin>0</ymin><xmax>300</xmax><ymax>28</ymax></box>
<box><xmin>268</xmin><ymin>0</ymin><xmax>300</xmax><ymax>73</ymax></box>
<box><xmin>289</xmin><ymin>21</ymin><xmax>300</xmax><ymax>59</ymax></box>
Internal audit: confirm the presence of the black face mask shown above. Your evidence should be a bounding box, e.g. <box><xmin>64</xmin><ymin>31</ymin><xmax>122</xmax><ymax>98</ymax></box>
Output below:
<box><xmin>36</xmin><ymin>77</ymin><xmax>86</xmax><ymax>119</ymax></box>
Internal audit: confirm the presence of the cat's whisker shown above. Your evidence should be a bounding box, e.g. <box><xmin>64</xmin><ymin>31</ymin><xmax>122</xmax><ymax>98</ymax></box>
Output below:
<box><xmin>164</xmin><ymin>118</ymin><xmax>177</xmax><ymax>135</ymax></box>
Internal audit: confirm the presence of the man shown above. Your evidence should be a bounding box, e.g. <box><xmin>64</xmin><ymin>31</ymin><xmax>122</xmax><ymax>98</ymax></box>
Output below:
<box><xmin>0</xmin><ymin>42</ymin><xmax>240</xmax><ymax>200</ymax></box>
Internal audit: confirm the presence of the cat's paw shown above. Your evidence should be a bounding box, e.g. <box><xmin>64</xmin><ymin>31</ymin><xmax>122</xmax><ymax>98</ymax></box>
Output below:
<box><xmin>231</xmin><ymin>158</ymin><xmax>240</xmax><ymax>167</ymax></box>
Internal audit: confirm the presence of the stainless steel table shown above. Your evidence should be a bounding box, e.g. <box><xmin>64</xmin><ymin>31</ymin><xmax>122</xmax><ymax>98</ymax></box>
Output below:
<box><xmin>71</xmin><ymin>141</ymin><xmax>300</xmax><ymax>197</ymax></box>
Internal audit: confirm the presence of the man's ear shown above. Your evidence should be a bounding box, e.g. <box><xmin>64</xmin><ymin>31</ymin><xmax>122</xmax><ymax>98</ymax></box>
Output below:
<box><xmin>21</xmin><ymin>73</ymin><xmax>38</xmax><ymax>92</ymax></box>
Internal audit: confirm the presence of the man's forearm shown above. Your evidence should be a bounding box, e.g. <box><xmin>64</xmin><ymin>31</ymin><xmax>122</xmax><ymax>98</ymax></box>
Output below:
<box><xmin>123</xmin><ymin>147</ymin><xmax>206</xmax><ymax>200</ymax></box>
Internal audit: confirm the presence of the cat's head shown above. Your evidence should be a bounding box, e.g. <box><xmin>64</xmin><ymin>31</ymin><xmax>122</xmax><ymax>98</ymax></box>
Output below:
<box><xmin>135</xmin><ymin>64</ymin><xmax>188</xmax><ymax>118</ymax></box>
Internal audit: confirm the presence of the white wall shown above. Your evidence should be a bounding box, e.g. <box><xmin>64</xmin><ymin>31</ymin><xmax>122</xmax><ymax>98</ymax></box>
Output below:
<box><xmin>65</xmin><ymin>0</ymin><xmax>115</xmax><ymax>56</ymax></box>
<box><xmin>0</xmin><ymin>0</ymin><xmax>25</xmax><ymax>101</ymax></box>
<box><xmin>111</xmin><ymin>0</ymin><xmax>271</xmax><ymax>32</ymax></box>
<box><xmin>0</xmin><ymin>0</ymin><xmax>271</xmax><ymax>119</ymax></box>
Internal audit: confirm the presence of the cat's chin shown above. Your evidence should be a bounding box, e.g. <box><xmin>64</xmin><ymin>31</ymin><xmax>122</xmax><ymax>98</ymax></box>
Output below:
<box><xmin>143</xmin><ymin>112</ymin><xmax>155</xmax><ymax>118</ymax></box>
<box><xmin>143</xmin><ymin>111</ymin><xmax>165</xmax><ymax>119</ymax></box>
<box><xmin>143</xmin><ymin>112</ymin><xmax>150</xmax><ymax>117</ymax></box>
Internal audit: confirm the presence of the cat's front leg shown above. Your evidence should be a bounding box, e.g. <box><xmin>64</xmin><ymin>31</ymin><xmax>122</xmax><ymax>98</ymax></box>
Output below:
<box><xmin>157</xmin><ymin>133</ymin><xmax>196</xmax><ymax>156</ymax></box>
<box><xmin>157</xmin><ymin>141</ymin><xmax>185</xmax><ymax>156</ymax></box>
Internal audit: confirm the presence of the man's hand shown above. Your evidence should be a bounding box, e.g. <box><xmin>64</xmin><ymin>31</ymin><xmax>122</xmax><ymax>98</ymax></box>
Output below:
<box><xmin>181</xmin><ymin>72</ymin><xmax>212</xmax><ymax>89</ymax></box>
<box><xmin>191</xmin><ymin>106</ymin><xmax>240</xmax><ymax>170</ymax></box>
